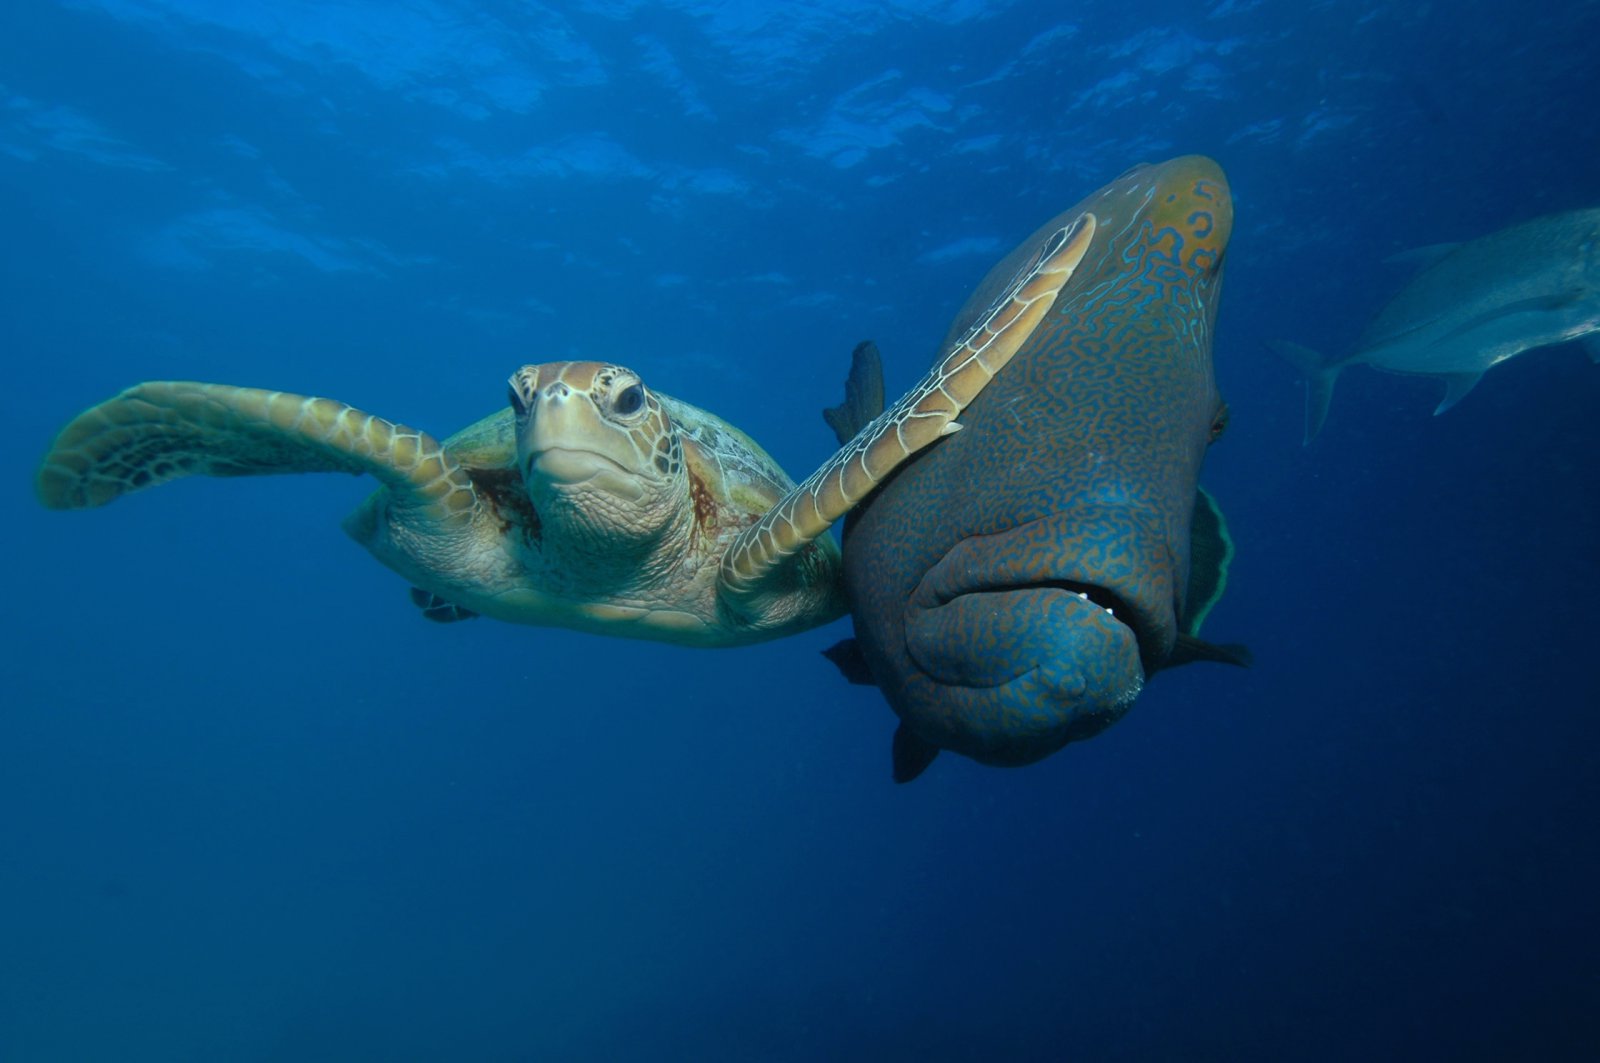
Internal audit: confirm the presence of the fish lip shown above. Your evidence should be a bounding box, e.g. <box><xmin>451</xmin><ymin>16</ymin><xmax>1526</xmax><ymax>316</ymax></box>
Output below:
<box><xmin>899</xmin><ymin>573</ymin><xmax>1148</xmax><ymax>762</ymax></box>
<box><xmin>912</xmin><ymin>528</ymin><xmax>1171</xmax><ymax>670</ymax></box>
<box><xmin>973</xmin><ymin>578</ymin><xmax>1137</xmax><ymax>630</ymax></box>
<box><xmin>927</xmin><ymin>576</ymin><xmax>1144</xmax><ymax>652</ymax></box>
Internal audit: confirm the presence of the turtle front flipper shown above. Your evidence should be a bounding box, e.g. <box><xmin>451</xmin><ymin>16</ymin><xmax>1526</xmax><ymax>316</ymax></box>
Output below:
<box><xmin>36</xmin><ymin>381</ymin><xmax>479</xmax><ymax>525</ymax></box>
<box><xmin>717</xmin><ymin>211</ymin><xmax>1098</xmax><ymax>618</ymax></box>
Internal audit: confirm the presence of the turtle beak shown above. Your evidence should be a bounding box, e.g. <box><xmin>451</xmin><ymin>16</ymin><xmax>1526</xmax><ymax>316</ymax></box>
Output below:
<box><xmin>519</xmin><ymin>382</ymin><xmax>642</xmax><ymax>499</ymax></box>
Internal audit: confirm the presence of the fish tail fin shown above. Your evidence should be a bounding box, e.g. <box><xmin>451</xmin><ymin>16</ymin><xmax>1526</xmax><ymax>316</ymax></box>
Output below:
<box><xmin>1267</xmin><ymin>340</ymin><xmax>1342</xmax><ymax>445</ymax></box>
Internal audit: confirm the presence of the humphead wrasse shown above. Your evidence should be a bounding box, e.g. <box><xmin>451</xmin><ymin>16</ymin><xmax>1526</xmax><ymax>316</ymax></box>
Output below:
<box><xmin>824</xmin><ymin>156</ymin><xmax>1248</xmax><ymax>782</ymax></box>
<box><xmin>1272</xmin><ymin>207</ymin><xmax>1600</xmax><ymax>443</ymax></box>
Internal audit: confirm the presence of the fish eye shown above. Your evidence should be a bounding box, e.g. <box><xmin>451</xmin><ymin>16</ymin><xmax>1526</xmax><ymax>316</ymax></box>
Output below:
<box><xmin>1209</xmin><ymin>403</ymin><xmax>1230</xmax><ymax>442</ymax></box>
<box><xmin>614</xmin><ymin>383</ymin><xmax>644</xmax><ymax>416</ymax></box>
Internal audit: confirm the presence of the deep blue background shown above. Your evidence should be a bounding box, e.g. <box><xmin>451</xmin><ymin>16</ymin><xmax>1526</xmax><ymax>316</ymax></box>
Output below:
<box><xmin>4</xmin><ymin>1</ymin><xmax>1598</xmax><ymax>1059</ymax></box>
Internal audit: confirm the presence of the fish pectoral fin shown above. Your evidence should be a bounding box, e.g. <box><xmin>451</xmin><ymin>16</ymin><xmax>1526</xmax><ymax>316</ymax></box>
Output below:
<box><xmin>822</xmin><ymin>638</ymin><xmax>878</xmax><ymax>686</ymax></box>
<box><xmin>892</xmin><ymin>722</ymin><xmax>940</xmax><ymax>784</ymax></box>
<box><xmin>1434</xmin><ymin>372</ymin><xmax>1484</xmax><ymax>415</ymax></box>
<box><xmin>1175</xmin><ymin>492</ymin><xmax>1249</xmax><ymax>669</ymax></box>
<box><xmin>1183</xmin><ymin>486</ymin><xmax>1235</xmax><ymax>637</ymax></box>
<box><xmin>1169</xmin><ymin>634</ymin><xmax>1252</xmax><ymax>669</ymax></box>
<box><xmin>1583</xmin><ymin>333</ymin><xmax>1600</xmax><ymax>365</ymax></box>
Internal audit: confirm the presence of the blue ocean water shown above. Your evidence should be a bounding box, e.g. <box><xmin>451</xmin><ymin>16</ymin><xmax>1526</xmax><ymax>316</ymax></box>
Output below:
<box><xmin>3</xmin><ymin>0</ymin><xmax>1598</xmax><ymax>1059</ymax></box>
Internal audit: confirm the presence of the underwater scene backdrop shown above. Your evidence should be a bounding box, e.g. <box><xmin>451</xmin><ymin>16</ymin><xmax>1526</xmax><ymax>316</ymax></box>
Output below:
<box><xmin>3</xmin><ymin>0</ymin><xmax>1597</xmax><ymax>1059</ymax></box>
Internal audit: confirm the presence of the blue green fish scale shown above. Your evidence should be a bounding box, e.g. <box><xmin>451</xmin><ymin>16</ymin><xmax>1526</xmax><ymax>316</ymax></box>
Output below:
<box><xmin>841</xmin><ymin>156</ymin><xmax>1233</xmax><ymax>768</ymax></box>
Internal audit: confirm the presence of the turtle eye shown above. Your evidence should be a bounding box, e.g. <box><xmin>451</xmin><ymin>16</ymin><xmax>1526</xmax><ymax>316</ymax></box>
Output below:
<box><xmin>508</xmin><ymin>385</ymin><xmax>528</xmax><ymax>416</ymax></box>
<box><xmin>614</xmin><ymin>383</ymin><xmax>644</xmax><ymax>416</ymax></box>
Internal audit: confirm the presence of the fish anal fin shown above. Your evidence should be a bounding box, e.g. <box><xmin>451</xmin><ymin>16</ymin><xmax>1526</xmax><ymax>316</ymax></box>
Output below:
<box><xmin>892</xmin><ymin>722</ymin><xmax>940</xmax><ymax>784</ymax></box>
<box><xmin>822</xmin><ymin>341</ymin><xmax>887</xmax><ymax>445</ymax></box>
<box><xmin>822</xmin><ymin>638</ymin><xmax>877</xmax><ymax>686</ymax></box>
<box><xmin>1434</xmin><ymin>372</ymin><xmax>1483</xmax><ymax>415</ymax></box>
<box><xmin>1169</xmin><ymin>634</ymin><xmax>1252</xmax><ymax>669</ymax></box>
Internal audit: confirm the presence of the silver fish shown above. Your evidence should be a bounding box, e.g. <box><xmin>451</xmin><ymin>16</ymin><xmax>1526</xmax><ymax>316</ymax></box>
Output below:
<box><xmin>1273</xmin><ymin>207</ymin><xmax>1600</xmax><ymax>443</ymax></box>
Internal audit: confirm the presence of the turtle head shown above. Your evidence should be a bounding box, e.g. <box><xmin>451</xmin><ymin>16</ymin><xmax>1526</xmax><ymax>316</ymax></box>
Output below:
<box><xmin>508</xmin><ymin>361</ymin><xmax>687</xmax><ymax>555</ymax></box>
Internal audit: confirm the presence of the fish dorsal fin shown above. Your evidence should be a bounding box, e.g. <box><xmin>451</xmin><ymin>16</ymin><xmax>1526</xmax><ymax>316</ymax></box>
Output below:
<box><xmin>823</xmin><ymin>341</ymin><xmax>886</xmax><ymax>446</ymax></box>
<box><xmin>719</xmin><ymin>213</ymin><xmax>1096</xmax><ymax>618</ymax></box>
<box><xmin>1182</xmin><ymin>486</ymin><xmax>1235</xmax><ymax>637</ymax></box>
<box><xmin>1383</xmin><ymin>242</ymin><xmax>1460</xmax><ymax>272</ymax></box>
<box><xmin>1435</xmin><ymin>372</ymin><xmax>1483</xmax><ymax>415</ymax></box>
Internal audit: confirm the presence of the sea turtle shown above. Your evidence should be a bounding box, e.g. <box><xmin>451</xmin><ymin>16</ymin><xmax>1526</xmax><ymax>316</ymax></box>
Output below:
<box><xmin>35</xmin><ymin>214</ymin><xmax>1095</xmax><ymax>647</ymax></box>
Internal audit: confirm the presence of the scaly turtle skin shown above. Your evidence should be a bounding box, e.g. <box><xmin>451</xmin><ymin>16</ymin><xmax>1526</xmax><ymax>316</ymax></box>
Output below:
<box><xmin>35</xmin><ymin>214</ymin><xmax>1094</xmax><ymax>647</ymax></box>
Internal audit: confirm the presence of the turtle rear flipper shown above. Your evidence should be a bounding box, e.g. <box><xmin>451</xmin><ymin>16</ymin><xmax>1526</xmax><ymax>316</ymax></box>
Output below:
<box><xmin>36</xmin><ymin>381</ymin><xmax>479</xmax><ymax>525</ymax></box>
<box><xmin>717</xmin><ymin>211</ymin><xmax>1098</xmax><ymax>617</ymax></box>
<box><xmin>409</xmin><ymin>587</ymin><xmax>479</xmax><ymax>623</ymax></box>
